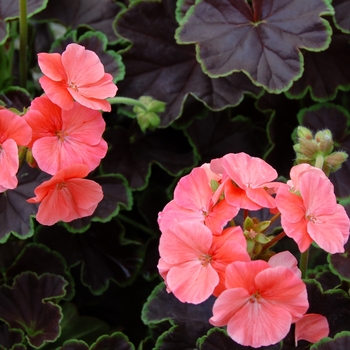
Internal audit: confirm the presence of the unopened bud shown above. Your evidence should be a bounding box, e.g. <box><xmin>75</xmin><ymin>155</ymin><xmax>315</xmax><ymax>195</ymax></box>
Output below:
<box><xmin>26</xmin><ymin>148</ymin><xmax>38</xmax><ymax>168</ymax></box>
<box><xmin>324</xmin><ymin>152</ymin><xmax>348</xmax><ymax>172</ymax></box>
<box><xmin>297</xmin><ymin>126</ymin><xmax>313</xmax><ymax>140</ymax></box>
<box><xmin>315</xmin><ymin>129</ymin><xmax>334</xmax><ymax>153</ymax></box>
<box><xmin>298</xmin><ymin>138</ymin><xmax>318</xmax><ymax>158</ymax></box>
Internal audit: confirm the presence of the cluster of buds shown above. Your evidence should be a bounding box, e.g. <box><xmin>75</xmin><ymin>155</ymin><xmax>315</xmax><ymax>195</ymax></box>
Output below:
<box><xmin>294</xmin><ymin>126</ymin><xmax>347</xmax><ymax>175</ymax></box>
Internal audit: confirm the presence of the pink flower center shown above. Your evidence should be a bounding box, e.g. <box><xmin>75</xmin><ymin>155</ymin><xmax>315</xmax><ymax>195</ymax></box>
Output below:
<box><xmin>56</xmin><ymin>182</ymin><xmax>67</xmax><ymax>190</ymax></box>
<box><xmin>56</xmin><ymin>130</ymin><xmax>68</xmax><ymax>142</ymax></box>
<box><xmin>198</xmin><ymin>254</ymin><xmax>212</xmax><ymax>267</ymax></box>
<box><xmin>68</xmin><ymin>81</ymin><xmax>78</xmax><ymax>91</ymax></box>
<box><xmin>306</xmin><ymin>213</ymin><xmax>316</xmax><ymax>223</ymax></box>
<box><xmin>249</xmin><ymin>290</ymin><xmax>262</xmax><ymax>303</ymax></box>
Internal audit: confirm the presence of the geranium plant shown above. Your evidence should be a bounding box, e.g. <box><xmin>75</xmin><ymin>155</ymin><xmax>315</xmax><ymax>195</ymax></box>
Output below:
<box><xmin>0</xmin><ymin>0</ymin><xmax>350</xmax><ymax>349</ymax></box>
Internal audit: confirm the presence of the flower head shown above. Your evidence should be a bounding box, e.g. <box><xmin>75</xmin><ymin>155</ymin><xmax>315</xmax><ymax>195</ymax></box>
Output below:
<box><xmin>276</xmin><ymin>165</ymin><xmax>350</xmax><ymax>253</ymax></box>
<box><xmin>24</xmin><ymin>95</ymin><xmax>107</xmax><ymax>175</ymax></box>
<box><xmin>38</xmin><ymin>43</ymin><xmax>117</xmax><ymax>111</ymax></box>
<box><xmin>0</xmin><ymin>109</ymin><xmax>32</xmax><ymax>192</ymax></box>
<box><xmin>210</xmin><ymin>259</ymin><xmax>308</xmax><ymax>348</ymax></box>
<box><xmin>27</xmin><ymin>164</ymin><xmax>103</xmax><ymax>225</ymax></box>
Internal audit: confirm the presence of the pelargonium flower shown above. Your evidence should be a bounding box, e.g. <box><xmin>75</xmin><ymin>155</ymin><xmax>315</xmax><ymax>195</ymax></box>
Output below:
<box><xmin>220</xmin><ymin>152</ymin><xmax>281</xmax><ymax>210</ymax></box>
<box><xmin>210</xmin><ymin>259</ymin><xmax>308</xmax><ymax>348</ymax></box>
<box><xmin>0</xmin><ymin>109</ymin><xmax>32</xmax><ymax>192</ymax></box>
<box><xmin>158</xmin><ymin>166</ymin><xmax>238</xmax><ymax>235</ymax></box>
<box><xmin>38</xmin><ymin>43</ymin><xmax>117</xmax><ymax>111</ymax></box>
<box><xmin>24</xmin><ymin>95</ymin><xmax>107</xmax><ymax>175</ymax></box>
<box><xmin>276</xmin><ymin>165</ymin><xmax>350</xmax><ymax>253</ymax></box>
<box><xmin>158</xmin><ymin>221</ymin><xmax>250</xmax><ymax>304</ymax></box>
<box><xmin>27</xmin><ymin>164</ymin><xmax>103</xmax><ymax>225</ymax></box>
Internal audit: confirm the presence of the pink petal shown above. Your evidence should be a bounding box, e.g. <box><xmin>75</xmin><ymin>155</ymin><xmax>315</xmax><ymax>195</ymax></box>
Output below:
<box><xmin>61</xmin><ymin>43</ymin><xmax>105</xmax><ymax>86</ymax></box>
<box><xmin>246</xmin><ymin>187</ymin><xmax>276</xmax><ymax>208</ymax></box>
<box><xmin>0</xmin><ymin>109</ymin><xmax>32</xmax><ymax>146</ymax></box>
<box><xmin>276</xmin><ymin>185</ymin><xmax>305</xmax><ymax>223</ymax></box>
<box><xmin>159</xmin><ymin>221</ymin><xmax>213</xmax><ymax>265</ymax></box>
<box><xmin>268</xmin><ymin>251</ymin><xmax>301</xmax><ymax>278</ymax></box>
<box><xmin>0</xmin><ymin>139</ymin><xmax>19</xmax><ymax>190</ymax></box>
<box><xmin>167</xmin><ymin>260</ymin><xmax>219</xmax><ymax>304</ymax></box>
<box><xmin>38</xmin><ymin>52</ymin><xmax>66</xmax><ymax>81</ymax></box>
<box><xmin>295</xmin><ymin>314</ymin><xmax>329</xmax><ymax>346</ymax></box>
<box><xmin>222</xmin><ymin>153</ymin><xmax>277</xmax><ymax>189</ymax></box>
<box><xmin>76</xmin><ymin>73</ymin><xmax>117</xmax><ymax>99</ymax></box>
<box><xmin>255</xmin><ymin>266</ymin><xmax>308</xmax><ymax>322</ymax></box>
<box><xmin>68</xmin><ymin>89</ymin><xmax>112</xmax><ymax>112</ymax></box>
<box><xmin>227</xmin><ymin>297</ymin><xmax>292</xmax><ymax>347</ymax></box>
<box><xmin>174</xmin><ymin>167</ymin><xmax>213</xmax><ymax>213</ymax></box>
<box><xmin>39</xmin><ymin>76</ymin><xmax>74</xmax><ymax>110</ymax></box>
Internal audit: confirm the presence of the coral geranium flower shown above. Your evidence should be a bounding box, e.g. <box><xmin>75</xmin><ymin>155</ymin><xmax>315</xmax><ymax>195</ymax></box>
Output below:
<box><xmin>276</xmin><ymin>165</ymin><xmax>350</xmax><ymax>253</ymax></box>
<box><xmin>27</xmin><ymin>164</ymin><xmax>103</xmax><ymax>225</ymax></box>
<box><xmin>38</xmin><ymin>43</ymin><xmax>117</xmax><ymax>111</ymax></box>
<box><xmin>158</xmin><ymin>166</ymin><xmax>239</xmax><ymax>235</ymax></box>
<box><xmin>158</xmin><ymin>222</ymin><xmax>250</xmax><ymax>304</ymax></box>
<box><xmin>0</xmin><ymin>109</ymin><xmax>32</xmax><ymax>192</ymax></box>
<box><xmin>24</xmin><ymin>95</ymin><xmax>107</xmax><ymax>175</ymax></box>
<box><xmin>221</xmin><ymin>153</ymin><xmax>281</xmax><ymax>210</ymax></box>
<box><xmin>210</xmin><ymin>260</ymin><xmax>308</xmax><ymax>348</ymax></box>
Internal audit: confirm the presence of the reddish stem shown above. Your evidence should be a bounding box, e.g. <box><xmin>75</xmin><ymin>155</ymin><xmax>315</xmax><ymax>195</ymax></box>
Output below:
<box><xmin>261</xmin><ymin>231</ymin><xmax>286</xmax><ymax>253</ymax></box>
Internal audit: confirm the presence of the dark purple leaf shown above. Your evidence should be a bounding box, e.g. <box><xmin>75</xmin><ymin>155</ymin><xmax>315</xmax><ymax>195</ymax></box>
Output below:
<box><xmin>328</xmin><ymin>239</ymin><xmax>350</xmax><ymax>281</ymax></box>
<box><xmin>59</xmin><ymin>340</ymin><xmax>89</xmax><ymax>350</ymax></box>
<box><xmin>5</xmin><ymin>243</ymin><xmax>74</xmax><ymax>300</ymax></box>
<box><xmin>0</xmin><ymin>322</ymin><xmax>24</xmax><ymax>350</ymax></box>
<box><xmin>311</xmin><ymin>331</ymin><xmax>350</xmax><ymax>349</ymax></box>
<box><xmin>297</xmin><ymin>103</ymin><xmax>350</xmax><ymax>198</ymax></box>
<box><xmin>185</xmin><ymin>110</ymin><xmax>268</xmax><ymax>163</ymax></box>
<box><xmin>306</xmin><ymin>280</ymin><xmax>350</xmax><ymax>337</ymax></box>
<box><xmin>0</xmin><ymin>0</ymin><xmax>47</xmax><ymax>44</ymax></box>
<box><xmin>36</xmin><ymin>221</ymin><xmax>143</xmax><ymax>294</ymax></box>
<box><xmin>45</xmin><ymin>302</ymin><xmax>109</xmax><ymax>349</ymax></box>
<box><xmin>34</xmin><ymin>0</ymin><xmax>123</xmax><ymax>43</ymax></box>
<box><xmin>177</xmin><ymin>0</ymin><xmax>333</xmax><ymax>92</ymax></box>
<box><xmin>0</xmin><ymin>272</ymin><xmax>66</xmax><ymax>347</ymax></box>
<box><xmin>101</xmin><ymin>126</ymin><xmax>195</xmax><ymax>189</ymax></box>
<box><xmin>197</xmin><ymin>328</ymin><xmax>282</xmax><ymax>350</ymax></box>
<box><xmin>50</xmin><ymin>31</ymin><xmax>125</xmax><ymax>82</ymax></box>
<box><xmin>142</xmin><ymin>283</ymin><xmax>215</xmax><ymax>348</ymax></box>
<box><xmin>0</xmin><ymin>163</ymin><xmax>50</xmax><ymax>243</ymax></box>
<box><xmin>64</xmin><ymin>174</ymin><xmax>132</xmax><ymax>232</ymax></box>
<box><xmin>333</xmin><ymin>0</ymin><xmax>350</xmax><ymax>33</ymax></box>
<box><xmin>90</xmin><ymin>332</ymin><xmax>134</xmax><ymax>350</ymax></box>
<box><xmin>115</xmin><ymin>1</ymin><xmax>261</xmax><ymax>127</ymax></box>
<box><xmin>175</xmin><ymin>0</ymin><xmax>196</xmax><ymax>23</ymax></box>
<box><xmin>0</xmin><ymin>88</ymin><xmax>31</xmax><ymax>111</ymax></box>
<box><xmin>287</xmin><ymin>25</ymin><xmax>350</xmax><ymax>101</ymax></box>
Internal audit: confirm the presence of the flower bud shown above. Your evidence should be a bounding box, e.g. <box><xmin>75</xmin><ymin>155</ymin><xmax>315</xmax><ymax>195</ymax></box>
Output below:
<box><xmin>26</xmin><ymin>148</ymin><xmax>38</xmax><ymax>168</ymax></box>
<box><xmin>297</xmin><ymin>126</ymin><xmax>313</xmax><ymax>140</ymax></box>
<box><xmin>324</xmin><ymin>152</ymin><xmax>348</xmax><ymax>172</ymax></box>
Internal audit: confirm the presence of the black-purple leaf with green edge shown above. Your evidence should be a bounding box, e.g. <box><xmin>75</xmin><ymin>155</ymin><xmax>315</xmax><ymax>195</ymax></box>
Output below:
<box><xmin>306</xmin><ymin>280</ymin><xmax>350</xmax><ymax>337</ymax></box>
<box><xmin>50</xmin><ymin>30</ymin><xmax>125</xmax><ymax>83</ymax></box>
<box><xmin>101</xmin><ymin>125</ymin><xmax>195</xmax><ymax>190</ymax></box>
<box><xmin>0</xmin><ymin>87</ymin><xmax>31</xmax><ymax>111</ymax></box>
<box><xmin>176</xmin><ymin>0</ymin><xmax>333</xmax><ymax>93</ymax></box>
<box><xmin>115</xmin><ymin>0</ymin><xmax>261</xmax><ymax>127</ymax></box>
<box><xmin>36</xmin><ymin>220</ymin><xmax>143</xmax><ymax>295</ymax></box>
<box><xmin>333</xmin><ymin>0</ymin><xmax>350</xmax><ymax>33</ymax></box>
<box><xmin>287</xmin><ymin>24</ymin><xmax>350</xmax><ymax>102</ymax></box>
<box><xmin>41</xmin><ymin>302</ymin><xmax>109</xmax><ymax>350</ymax></box>
<box><xmin>0</xmin><ymin>322</ymin><xmax>24</xmax><ymax>350</ymax></box>
<box><xmin>310</xmin><ymin>331</ymin><xmax>350</xmax><ymax>350</ymax></box>
<box><xmin>175</xmin><ymin>0</ymin><xmax>196</xmax><ymax>23</ymax></box>
<box><xmin>90</xmin><ymin>332</ymin><xmax>134</xmax><ymax>350</ymax></box>
<box><xmin>328</xmin><ymin>239</ymin><xmax>350</xmax><ymax>282</ymax></box>
<box><xmin>5</xmin><ymin>243</ymin><xmax>74</xmax><ymax>300</ymax></box>
<box><xmin>197</xmin><ymin>327</ymin><xmax>282</xmax><ymax>350</ymax></box>
<box><xmin>142</xmin><ymin>283</ymin><xmax>215</xmax><ymax>348</ymax></box>
<box><xmin>0</xmin><ymin>163</ymin><xmax>50</xmax><ymax>243</ymax></box>
<box><xmin>296</xmin><ymin>103</ymin><xmax>350</xmax><ymax>199</ymax></box>
<box><xmin>63</xmin><ymin>174</ymin><xmax>132</xmax><ymax>233</ymax></box>
<box><xmin>185</xmin><ymin>111</ymin><xmax>268</xmax><ymax>163</ymax></box>
<box><xmin>0</xmin><ymin>0</ymin><xmax>48</xmax><ymax>44</ymax></box>
<box><xmin>33</xmin><ymin>0</ymin><xmax>123</xmax><ymax>43</ymax></box>
<box><xmin>0</xmin><ymin>272</ymin><xmax>67</xmax><ymax>348</ymax></box>
<box><xmin>59</xmin><ymin>340</ymin><xmax>89</xmax><ymax>350</ymax></box>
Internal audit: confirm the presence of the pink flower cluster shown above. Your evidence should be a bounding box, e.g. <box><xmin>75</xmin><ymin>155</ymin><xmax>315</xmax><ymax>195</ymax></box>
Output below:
<box><xmin>0</xmin><ymin>43</ymin><xmax>117</xmax><ymax>225</ymax></box>
<box><xmin>158</xmin><ymin>152</ymin><xmax>349</xmax><ymax>347</ymax></box>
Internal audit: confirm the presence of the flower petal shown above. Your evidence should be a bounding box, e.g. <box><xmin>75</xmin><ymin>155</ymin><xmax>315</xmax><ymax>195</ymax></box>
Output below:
<box><xmin>295</xmin><ymin>313</ymin><xmax>329</xmax><ymax>346</ymax></box>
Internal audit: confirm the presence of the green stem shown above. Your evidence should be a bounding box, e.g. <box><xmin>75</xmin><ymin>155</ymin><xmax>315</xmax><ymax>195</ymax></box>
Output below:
<box><xmin>300</xmin><ymin>249</ymin><xmax>309</xmax><ymax>279</ymax></box>
<box><xmin>19</xmin><ymin>0</ymin><xmax>27</xmax><ymax>88</ymax></box>
<box><xmin>117</xmin><ymin>213</ymin><xmax>157</xmax><ymax>236</ymax></box>
<box><xmin>314</xmin><ymin>153</ymin><xmax>324</xmax><ymax>170</ymax></box>
<box><xmin>108</xmin><ymin>97</ymin><xmax>148</xmax><ymax>111</ymax></box>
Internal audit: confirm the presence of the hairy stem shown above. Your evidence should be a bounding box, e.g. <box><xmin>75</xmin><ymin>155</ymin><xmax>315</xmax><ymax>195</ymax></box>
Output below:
<box><xmin>108</xmin><ymin>97</ymin><xmax>148</xmax><ymax>111</ymax></box>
